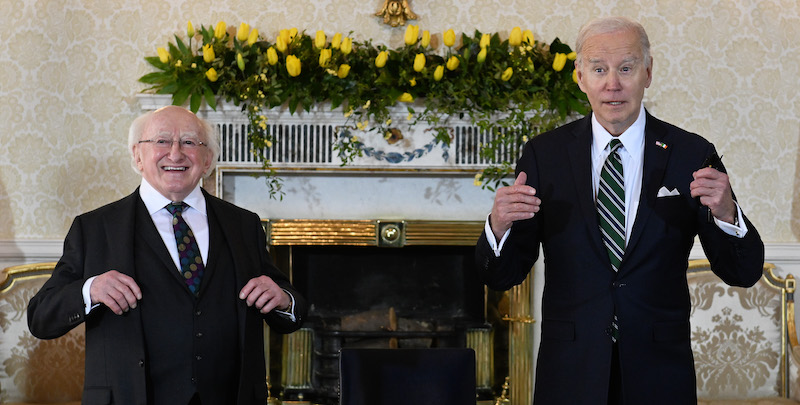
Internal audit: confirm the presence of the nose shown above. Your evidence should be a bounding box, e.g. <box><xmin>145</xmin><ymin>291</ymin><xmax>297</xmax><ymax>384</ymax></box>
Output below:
<box><xmin>605</xmin><ymin>71</ymin><xmax>622</xmax><ymax>90</ymax></box>
<box><xmin>166</xmin><ymin>140</ymin><xmax>185</xmax><ymax>159</ymax></box>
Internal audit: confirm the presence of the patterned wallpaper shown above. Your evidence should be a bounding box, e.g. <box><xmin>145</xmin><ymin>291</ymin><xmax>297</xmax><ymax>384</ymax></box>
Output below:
<box><xmin>0</xmin><ymin>0</ymin><xmax>798</xmax><ymax>242</ymax></box>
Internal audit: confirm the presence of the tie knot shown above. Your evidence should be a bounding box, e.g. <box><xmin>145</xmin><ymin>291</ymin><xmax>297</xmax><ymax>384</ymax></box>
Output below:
<box><xmin>166</xmin><ymin>202</ymin><xmax>187</xmax><ymax>216</ymax></box>
<box><xmin>608</xmin><ymin>139</ymin><xmax>622</xmax><ymax>152</ymax></box>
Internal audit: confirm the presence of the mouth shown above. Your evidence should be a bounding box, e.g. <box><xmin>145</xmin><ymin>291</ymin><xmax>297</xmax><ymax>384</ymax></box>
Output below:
<box><xmin>606</xmin><ymin>101</ymin><xmax>624</xmax><ymax>106</ymax></box>
<box><xmin>162</xmin><ymin>166</ymin><xmax>187</xmax><ymax>172</ymax></box>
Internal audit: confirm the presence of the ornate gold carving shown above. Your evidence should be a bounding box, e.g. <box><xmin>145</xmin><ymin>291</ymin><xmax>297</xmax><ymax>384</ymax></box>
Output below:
<box><xmin>375</xmin><ymin>0</ymin><xmax>418</xmax><ymax>27</ymax></box>
<box><xmin>264</xmin><ymin>219</ymin><xmax>483</xmax><ymax>247</ymax></box>
<box><xmin>494</xmin><ymin>376</ymin><xmax>510</xmax><ymax>404</ymax></box>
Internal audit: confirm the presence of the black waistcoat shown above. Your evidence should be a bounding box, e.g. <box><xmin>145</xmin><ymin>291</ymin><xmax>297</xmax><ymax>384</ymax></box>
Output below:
<box><xmin>135</xmin><ymin>205</ymin><xmax>240</xmax><ymax>405</ymax></box>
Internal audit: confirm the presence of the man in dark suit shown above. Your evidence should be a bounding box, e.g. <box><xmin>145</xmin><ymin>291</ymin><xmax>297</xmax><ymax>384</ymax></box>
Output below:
<box><xmin>475</xmin><ymin>17</ymin><xmax>764</xmax><ymax>404</ymax></box>
<box><xmin>28</xmin><ymin>106</ymin><xmax>307</xmax><ymax>405</ymax></box>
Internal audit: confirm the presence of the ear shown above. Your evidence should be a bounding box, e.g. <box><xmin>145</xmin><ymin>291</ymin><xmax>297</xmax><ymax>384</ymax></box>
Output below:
<box><xmin>133</xmin><ymin>145</ymin><xmax>144</xmax><ymax>171</ymax></box>
<box><xmin>575</xmin><ymin>61</ymin><xmax>587</xmax><ymax>93</ymax></box>
<box><xmin>644</xmin><ymin>56</ymin><xmax>653</xmax><ymax>88</ymax></box>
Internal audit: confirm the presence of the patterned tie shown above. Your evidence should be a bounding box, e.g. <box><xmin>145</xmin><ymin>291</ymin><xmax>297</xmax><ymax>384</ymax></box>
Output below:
<box><xmin>597</xmin><ymin>139</ymin><xmax>625</xmax><ymax>343</ymax></box>
<box><xmin>166</xmin><ymin>202</ymin><xmax>204</xmax><ymax>295</ymax></box>
<box><xmin>597</xmin><ymin>139</ymin><xmax>626</xmax><ymax>272</ymax></box>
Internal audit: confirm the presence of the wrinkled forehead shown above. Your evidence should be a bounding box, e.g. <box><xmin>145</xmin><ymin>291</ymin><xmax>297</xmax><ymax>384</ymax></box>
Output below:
<box><xmin>581</xmin><ymin>31</ymin><xmax>643</xmax><ymax>63</ymax></box>
<box><xmin>144</xmin><ymin>109</ymin><xmax>205</xmax><ymax>140</ymax></box>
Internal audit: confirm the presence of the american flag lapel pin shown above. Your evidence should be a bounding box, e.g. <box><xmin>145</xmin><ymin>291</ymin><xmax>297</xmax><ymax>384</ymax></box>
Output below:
<box><xmin>655</xmin><ymin>141</ymin><xmax>668</xmax><ymax>149</ymax></box>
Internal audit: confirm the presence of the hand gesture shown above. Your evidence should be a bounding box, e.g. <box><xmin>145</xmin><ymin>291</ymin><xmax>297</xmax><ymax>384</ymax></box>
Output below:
<box><xmin>690</xmin><ymin>167</ymin><xmax>736</xmax><ymax>224</ymax></box>
<box><xmin>239</xmin><ymin>275</ymin><xmax>291</xmax><ymax>314</ymax></box>
<box><xmin>489</xmin><ymin>172</ymin><xmax>541</xmax><ymax>240</ymax></box>
<box><xmin>90</xmin><ymin>270</ymin><xmax>142</xmax><ymax>315</ymax></box>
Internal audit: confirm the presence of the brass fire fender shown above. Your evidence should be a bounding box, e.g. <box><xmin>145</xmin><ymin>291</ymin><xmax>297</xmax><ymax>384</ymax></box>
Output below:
<box><xmin>262</xmin><ymin>219</ymin><xmax>535</xmax><ymax>402</ymax></box>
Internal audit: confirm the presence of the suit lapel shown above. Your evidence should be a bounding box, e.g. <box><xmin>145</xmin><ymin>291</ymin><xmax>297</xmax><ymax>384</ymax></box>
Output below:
<box><xmin>623</xmin><ymin>112</ymin><xmax>672</xmax><ymax>266</ymax></box>
<box><xmin>566</xmin><ymin>117</ymin><xmax>609</xmax><ymax>262</ymax></box>
<box><xmin>100</xmin><ymin>190</ymin><xmax>141</xmax><ymax>278</ymax></box>
<box><xmin>134</xmin><ymin>197</ymin><xmax>180</xmax><ymax>275</ymax></box>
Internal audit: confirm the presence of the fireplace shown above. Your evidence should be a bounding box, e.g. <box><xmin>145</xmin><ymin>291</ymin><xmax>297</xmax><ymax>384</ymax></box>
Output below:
<box><xmin>263</xmin><ymin>219</ymin><xmax>501</xmax><ymax>404</ymax></box>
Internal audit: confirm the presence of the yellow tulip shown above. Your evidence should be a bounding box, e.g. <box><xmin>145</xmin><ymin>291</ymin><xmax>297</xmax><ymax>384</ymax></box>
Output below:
<box><xmin>205</xmin><ymin>67</ymin><xmax>218</xmax><ymax>82</ymax></box>
<box><xmin>319</xmin><ymin>48</ymin><xmax>331</xmax><ymax>67</ymax></box>
<box><xmin>266</xmin><ymin>47</ymin><xmax>278</xmax><ymax>65</ymax></box>
<box><xmin>214</xmin><ymin>21</ymin><xmax>226</xmax><ymax>40</ymax></box>
<box><xmin>286</xmin><ymin>55</ymin><xmax>301</xmax><ymax>77</ymax></box>
<box><xmin>315</xmin><ymin>30</ymin><xmax>326</xmax><ymax>48</ymax></box>
<box><xmin>479</xmin><ymin>33</ymin><xmax>491</xmax><ymax>49</ymax></box>
<box><xmin>375</xmin><ymin>51</ymin><xmax>388</xmax><ymax>68</ymax></box>
<box><xmin>187</xmin><ymin>21</ymin><xmax>195</xmax><ymax>38</ymax></box>
<box><xmin>288</xmin><ymin>28</ymin><xmax>298</xmax><ymax>41</ymax></box>
<box><xmin>409</xmin><ymin>78</ymin><xmax>416</xmax><ymax>87</ymax></box>
<box><xmin>501</xmin><ymin>67</ymin><xmax>513</xmax><ymax>81</ymax></box>
<box><xmin>276</xmin><ymin>36</ymin><xmax>287</xmax><ymax>53</ymax></box>
<box><xmin>337</xmin><ymin>64</ymin><xmax>351</xmax><ymax>79</ymax></box>
<box><xmin>237</xmin><ymin>53</ymin><xmax>245</xmax><ymax>71</ymax></box>
<box><xmin>341</xmin><ymin>37</ymin><xmax>353</xmax><ymax>55</ymax></box>
<box><xmin>247</xmin><ymin>29</ymin><xmax>259</xmax><ymax>46</ymax></box>
<box><xmin>398</xmin><ymin>92</ymin><xmax>414</xmax><ymax>103</ymax></box>
<box><xmin>413</xmin><ymin>53</ymin><xmax>426</xmax><ymax>72</ymax></box>
<box><xmin>421</xmin><ymin>30</ymin><xmax>430</xmax><ymax>48</ymax></box>
<box><xmin>157</xmin><ymin>47</ymin><xmax>170</xmax><ymax>63</ymax></box>
<box><xmin>404</xmin><ymin>24</ymin><xmax>419</xmax><ymax>45</ymax></box>
<box><xmin>331</xmin><ymin>32</ymin><xmax>342</xmax><ymax>49</ymax></box>
<box><xmin>567</xmin><ymin>51</ymin><xmax>577</xmax><ymax>60</ymax></box>
<box><xmin>508</xmin><ymin>27</ymin><xmax>522</xmax><ymax>46</ymax></box>
<box><xmin>433</xmin><ymin>65</ymin><xmax>444</xmax><ymax>81</ymax></box>
<box><xmin>443</xmin><ymin>29</ymin><xmax>456</xmax><ymax>47</ymax></box>
<box><xmin>236</xmin><ymin>23</ymin><xmax>250</xmax><ymax>42</ymax></box>
<box><xmin>477</xmin><ymin>47</ymin><xmax>487</xmax><ymax>63</ymax></box>
<box><xmin>202</xmin><ymin>44</ymin><xmax>215</xmax><ymax>63</ymax></box>
<box><xmin>278</xmin><ymin>29</ymin><xmax>290</xmax><ymax>46</ymax></box>
<box><xmin>572</xmin><ymin>68</ymin><xmax>578</xmax><ymax>84</ymax></box>
<box><xmin>523</xmin><ymin>29</ymin><xmax>534</xmax><ymax>45</ymax></box>
<box><xmin>552</xmin><ymin>52</ymin><xmax>567</xmax><ymax>72</ymax></box>
<box><xmin>446</xmin><ymin>55</ymin><xmax>459</xmax><ymax>71</ymax></box>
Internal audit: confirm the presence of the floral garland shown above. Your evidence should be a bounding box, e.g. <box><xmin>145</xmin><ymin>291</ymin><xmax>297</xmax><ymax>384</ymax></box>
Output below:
<box><xmin>140</xmin><ymin>21</ymin><xmax>589</xmax><ymax>197</ymax></box>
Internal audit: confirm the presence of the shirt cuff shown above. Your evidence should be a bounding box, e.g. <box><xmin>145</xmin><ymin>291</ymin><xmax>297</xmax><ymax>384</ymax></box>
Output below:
<box><xmin>275</xmin><ymin>289</ymin><xmax>297</xmax><ymax>322</ymax></box>
<box><xmin>82</xmin><ymin>276</ymin><xmax>101</xmax><ymax>315</ymax></box>
<box><xmin>713</xmin><ymin>202</ymin><xmax>748</xmax><ymax>238</ymax></box>
<box><xmin>484</xmin><ymin>214</ymin><xmax>511</xmax><ymax>257</ymax></box>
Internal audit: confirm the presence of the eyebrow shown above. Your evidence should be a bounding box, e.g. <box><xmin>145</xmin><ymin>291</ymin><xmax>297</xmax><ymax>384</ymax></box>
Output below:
<box><xmin>587</xmin><ymin>56</ymin><xmax>640</xmax><ymax>65</ymax></box>
<box><xmin>154</xmin><ymin>131</ymin><xmax>200</xmax><ymax>138</ymax></box>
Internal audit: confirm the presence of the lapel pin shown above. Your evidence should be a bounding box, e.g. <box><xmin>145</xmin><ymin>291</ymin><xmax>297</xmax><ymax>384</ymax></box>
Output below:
<box><xmin>655</xmin><ymin>141</ymin><xmax>668</xmax><ymax>149</ymax></box>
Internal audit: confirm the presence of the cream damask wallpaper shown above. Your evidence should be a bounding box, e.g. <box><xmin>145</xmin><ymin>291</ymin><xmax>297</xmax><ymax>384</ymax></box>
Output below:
<box><xmin>0</xmin><ymin>0</ymin><xmax>798</xmax><ymax>242</ymax></box>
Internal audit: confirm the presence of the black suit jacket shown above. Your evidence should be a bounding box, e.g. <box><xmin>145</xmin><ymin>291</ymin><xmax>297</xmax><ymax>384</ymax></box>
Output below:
<box><xmin>476</xmin><ymin>112</ymin><xmax>764</xmax><ymax>404</ymax></box>
<box><xmin>28</xmin><ymin>188</ymin><xmax>307</xmax><ymax>405</ymax></box>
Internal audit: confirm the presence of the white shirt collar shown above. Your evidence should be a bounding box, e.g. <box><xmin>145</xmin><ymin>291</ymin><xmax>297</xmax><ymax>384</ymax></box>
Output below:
<box><xmin>591</xmin><ymin>104</ymin><xmax>647</xmax><ymax>158</ymax></box>
<box><xmin>139</xmin><ymin>178</ymin><xmax>207</xmax><ymax>216</ymax></box>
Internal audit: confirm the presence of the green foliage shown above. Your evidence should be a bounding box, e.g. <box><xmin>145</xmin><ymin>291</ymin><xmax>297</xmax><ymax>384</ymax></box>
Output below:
<box><xmin>141</xmin><ymin>23</ymin><xmax>590</xmax><ymax>197</ymax></box>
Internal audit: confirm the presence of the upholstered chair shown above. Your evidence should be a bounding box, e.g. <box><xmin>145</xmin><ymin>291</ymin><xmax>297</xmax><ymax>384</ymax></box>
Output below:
<box><xmin>0</xmin><ymin>262</ymin><xmax>83</xmax><ymax>405</ymax></box>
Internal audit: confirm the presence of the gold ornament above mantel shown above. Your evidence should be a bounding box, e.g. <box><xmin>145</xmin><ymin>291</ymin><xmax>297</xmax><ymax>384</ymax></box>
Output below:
<box><xmin>375</xmin><ymin>0</ymin><xmax>418</xmax><ymax>27</ymax></box>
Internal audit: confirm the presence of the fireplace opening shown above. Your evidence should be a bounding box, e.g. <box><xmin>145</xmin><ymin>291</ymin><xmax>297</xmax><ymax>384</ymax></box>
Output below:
<box><xmin>271</xmin><ymin>244</ymin><xmax>496</xmax><ymax>404</ymax></box>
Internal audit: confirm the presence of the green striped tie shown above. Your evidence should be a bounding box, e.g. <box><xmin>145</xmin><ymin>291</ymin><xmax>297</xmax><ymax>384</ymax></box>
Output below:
<box><xmin>597</xmin><ymin>139</ymin><xmax>626</xmax><ymax>272</ymax></box>
<box><xmin>598</xmin><ymin>139</ymin><xmax>625</xmax><ymax>343</ymax></box>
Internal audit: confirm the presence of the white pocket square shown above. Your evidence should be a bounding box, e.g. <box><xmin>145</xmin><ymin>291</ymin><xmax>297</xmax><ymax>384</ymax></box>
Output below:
<box><xmin>657</xmin><ymin>186</ymin><xmax>680</xmax><ymax>197</ymax></box>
